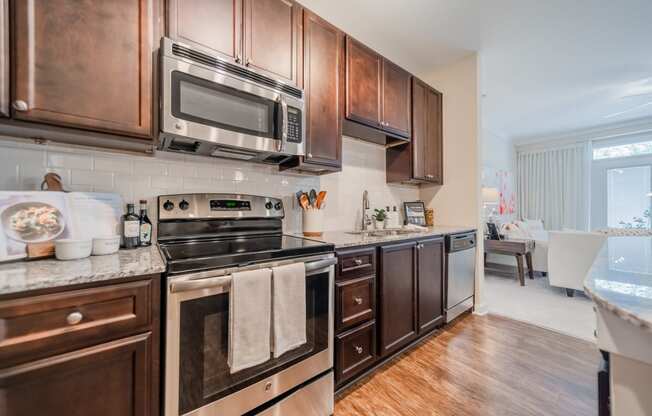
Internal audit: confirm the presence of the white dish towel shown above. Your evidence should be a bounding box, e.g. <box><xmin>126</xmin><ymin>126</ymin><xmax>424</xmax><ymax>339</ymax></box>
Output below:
<box><xmin>228</xmin><ymin>268</ymin><xmax>272</xmax><ymax>373</ymax></box>
<box><xmin>272</xmin><ymin>262</ymin><xmax>307</xmax><ymax>358</ymax></box>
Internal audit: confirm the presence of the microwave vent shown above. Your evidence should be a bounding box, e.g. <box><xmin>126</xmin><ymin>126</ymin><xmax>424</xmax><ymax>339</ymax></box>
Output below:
<box><xmin>172</xmin><ymin>43</ymin><xmax>303</xmax><ymax>100</ymax></box>
<box><xmin>211</xmin><ymin>146</ymin><xmax>257</xmax><ymax>161</ymax></box>
<box><xmin>168</xmin><ymin>138</ymin><xmax>201</xmax><ymax>153</ymax></box>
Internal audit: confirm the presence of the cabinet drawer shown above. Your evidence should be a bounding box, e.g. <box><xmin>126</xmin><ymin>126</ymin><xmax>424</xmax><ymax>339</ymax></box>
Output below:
<box><xmin>337</xmin><ymin>247</ymin><xmax>376</xmax><ymax>280</ymax></box>
<box><xmin>0</xmin><ymin>278</ymin><xmax>154</xmax><ymax>367</ymax></box>
<box><xmin>336</xmin><ymin>275</ymin><xmax>375</xmax><ymax>332</ymax></box>
<box><xmin>335</xmin><ymin>320</ymin><xmax>377</xmax><ymax>385</ymax></box>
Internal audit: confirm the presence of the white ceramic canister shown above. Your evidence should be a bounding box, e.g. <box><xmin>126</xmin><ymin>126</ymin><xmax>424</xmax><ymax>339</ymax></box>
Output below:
<box><xmin>55</xmin><ymin>239</ymin><xmax>93</xmax><ymax>261</ymax></box>
<box><xmin>302</xmin><ymin>208</ymin><xmax>324</xmax><ymax>237</ymax></box>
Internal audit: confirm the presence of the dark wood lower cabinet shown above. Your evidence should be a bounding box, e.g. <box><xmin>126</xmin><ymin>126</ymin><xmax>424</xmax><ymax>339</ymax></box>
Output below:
<box><xmin>417</xmin><ymin>237</ymin><xmax>445</xmax><ymax>333</ymax></box>
<box><xmin>0</xmin><ymin>0</ymin><xmax>7</xmax><ymax>118</ymax></box>
<box><xmin>378</xmin><ymin>241</ymin><xmax>418</xmax><ymax>358</ymax></box>
<box><xmin>335</xmin><ymin>236</ymin><xmax>449</xmax><ymax>391</ymax></box>
<box><xmin>0</xmin><ymin>332</ymin><xmax>152</xmax><ymax>416</ymax></box>
<box><xmin>0</xmin><ymin>275</ymin><xmax>160</xmax><ymax>416</ymax></box>
<box><xmin>335</xmin><ymin>320</ymin><xmax>377</xmax><ymax>384</ymax></box>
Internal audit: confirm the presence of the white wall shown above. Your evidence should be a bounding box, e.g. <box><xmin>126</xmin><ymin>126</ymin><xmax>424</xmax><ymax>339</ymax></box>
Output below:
<box><xmin>0</xmin><ymin>135</ymin><xmax>418</xmax><ymax>234</ymax></box>
<box><xmin>418</xmin><ymin>53</ymin><xmax>485</xmax><ymax>314</ymax></box>
<box><xmin>419</xmin><ymin>54</ymin><xmax>480</xmax><ymax>229</ymax></box>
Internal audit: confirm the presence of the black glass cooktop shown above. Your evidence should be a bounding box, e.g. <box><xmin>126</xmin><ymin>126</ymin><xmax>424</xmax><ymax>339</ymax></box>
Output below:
<box><xmin>160</xmin><ymin>234</ymin><xmax>333</xmax><ymax>275</ymax></box>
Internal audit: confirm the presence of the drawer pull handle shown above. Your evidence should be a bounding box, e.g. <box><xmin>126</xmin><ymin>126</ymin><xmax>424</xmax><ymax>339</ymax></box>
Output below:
<box><xmin>354</xmin><ymin>345</ymin><xmax>363</xmax><ymax>355</ymax></box>
<box><xmin>353</xmin><ymin>296</ymin><xmax>363</xmax><ymax>305</ymax></box>
<box><xmin>353</xmin><ymin>258</ymin><xmax>363</xmax><ymax>265</ymax></box>
<box><xmin>66</xmin><ymin>311</ymin><xmax>83</xmax><ymax>325</ymax></box>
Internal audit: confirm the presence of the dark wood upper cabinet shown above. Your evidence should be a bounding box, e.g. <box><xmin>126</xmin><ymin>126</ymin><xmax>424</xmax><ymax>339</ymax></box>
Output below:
<box><xmin>302</xmin><ymin>10</ymin><xmax>343</xmax><ymax>168</ymax></box>
<box><xmin>168</xmin><ymin>0</ymin><xmax>242</xmax><ymax>63</ymax></box>
<box><xmin>0</xmin><ymin>0</ymin><xmax>8</xmax><ymax>118</ymax></box>
<box><xmin>417</xmin><ymin>237</ymin><xmax>445</xmax><ymax>333</ymax></box>
<box><xmin>244</xmin><ymin>0</ymin><xmax>302</xmax><ymax>86</ymax></box>
<box><xmin>425</xmin><ymin>86</ymin><xmax>443</xmax><ymax>184</ymax></box>
<box><xmin>386</xmin><ymin>77</ymin><xmax>443</xmax><ymax>184</ymax></box>
<box><xmin>345</xmin><ymin>36</ymin><xmax>411</xmax><ymax>140</ymax></box>
<box><xmin>10</xmin><ymin>0</ymin><xmax>154</xmax><ymax>138</ymax></box>
<box><xmin>0</xmin><ymin>333</ymin><xmax>152</xmax><ymax>416</ymax></box>
<box><xmin>381</xmin><ymin>59</ymin><xmax>411</xmax><ymax>137</ymax></box>
<box><xmin>345</xmin><ymin>36</ymin><xmax>382</xmax><ymax>128</ymax></box>
<box><xmin>378</xmin><ymin>241</ymin><xmax>418</xmax><ymax>358</ymax></box>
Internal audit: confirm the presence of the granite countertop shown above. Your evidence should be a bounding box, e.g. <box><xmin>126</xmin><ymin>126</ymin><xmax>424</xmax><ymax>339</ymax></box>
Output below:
<box><xmin>584</xmin><ymin>236</ymin><xmax>652</xmax><ymax>333</ymax></box>
<box><xmin>0</xmin><ymin>245</ymin><xmax>166</xmax><ymax>297</ymax></box>
<box><xmin>296</xmin><ymin>225</ymin><xmax>476</xmax><ymax>249</ymax></box>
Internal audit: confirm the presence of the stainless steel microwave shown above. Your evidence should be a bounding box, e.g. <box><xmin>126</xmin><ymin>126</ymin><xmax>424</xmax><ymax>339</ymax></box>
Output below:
<box><xmin>159</xmin><ymin>38</ymin><xmax>305</xmax><ymax>164</ymax></box>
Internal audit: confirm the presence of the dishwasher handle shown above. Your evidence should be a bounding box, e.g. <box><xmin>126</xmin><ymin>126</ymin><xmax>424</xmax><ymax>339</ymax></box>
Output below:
<box><xmin>447</xmin><ymin>232</ymin><xmax>476</xmax><ymax>252</ymax></box>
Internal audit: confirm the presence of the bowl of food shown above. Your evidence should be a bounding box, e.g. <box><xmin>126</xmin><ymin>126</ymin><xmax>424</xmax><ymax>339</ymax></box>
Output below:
<box><xmin>1</xmin><ymin>202</ymin><xmax>66</xmax><ymax>243</ymax></box>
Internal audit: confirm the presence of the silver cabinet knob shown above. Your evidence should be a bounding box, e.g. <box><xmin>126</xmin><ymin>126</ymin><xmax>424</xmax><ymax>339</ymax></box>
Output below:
<box><xmin>354</xmin><ymin>345</ymin><xmax>363</xmax><ymax>354</ymax></box>
<box><xmin>426</xmin><ymin>174</ymin><xmax>435</xmax><ymax>179</ymax></box>
<box><xmin>354</xmin><ymin>258</ymin><xmax>363</xmax><ymax>265</ymax></box>
<box><xmin>307</xmin><ymin>153</ymin><xmax>313</xmax><ymax>158</ymax></box>
<box><xmin>245</xmin><ymin>58</ymin><xmax>251</xmax><ymax>67</ymax></box>
<box><xmin>235</xmin><ymin>55</ymin><xmax>242</xmax><ymax>64</ymax></box>
<box><xmin>353</xmin><ymin>296</ymin><xmax>363</xmax><ymax>305</ymax></box>
<box><xmin>264</xmin><ymin>381</ymin><xmax>272</xmax><ymax>391</ymax></box>
<box><xmin>13</xmin><ymin>100</ymin><xmax>29</xmax><ymax>111</ymax></box>
<box><xmin>66</xmin><ymin>311</ymin><xmax>83</xmax><ymax>325</ymax></box>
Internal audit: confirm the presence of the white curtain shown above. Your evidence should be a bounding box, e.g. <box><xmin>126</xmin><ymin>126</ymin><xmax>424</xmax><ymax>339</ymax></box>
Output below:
<box><xmin>516</xmin><ymin>142</ymin><xmax>591</xmax><ymax>231</ymax></box>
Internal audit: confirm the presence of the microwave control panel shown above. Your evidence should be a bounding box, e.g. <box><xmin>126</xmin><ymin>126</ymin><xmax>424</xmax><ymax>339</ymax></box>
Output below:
<box><xmin>287</xmin><ymin>107</ymin><xmax>302</xmax><ymax>143</ymax></box>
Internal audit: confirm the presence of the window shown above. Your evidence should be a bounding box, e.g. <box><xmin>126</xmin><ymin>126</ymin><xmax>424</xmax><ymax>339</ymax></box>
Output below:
<box><xmin>593</xmin><ymin>140</ymin><xmax>652</xmax><ymax>160</ymax></box>
<box><xmin>606</xmin><ymin>166</ymin><xmax>651</xmax><ymax>228</ymax></box>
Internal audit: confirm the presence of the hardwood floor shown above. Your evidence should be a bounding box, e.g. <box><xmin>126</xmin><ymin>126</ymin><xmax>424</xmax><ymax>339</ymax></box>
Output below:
<box><xmin>335</xmin><ymin>314</ymin><xmax>598</xmax><ymax>416</ymax></box>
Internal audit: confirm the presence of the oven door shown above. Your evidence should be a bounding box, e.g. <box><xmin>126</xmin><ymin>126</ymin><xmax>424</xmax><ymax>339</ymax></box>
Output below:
<box><xmin>165</xmin><ymin>256</ymin><xmax>334</xmax><ymax>416</ymax></box>
<box><xmin>161</xmin><ymin>54</ymin><xmax>304</xmax><ymax>157</ymax></box>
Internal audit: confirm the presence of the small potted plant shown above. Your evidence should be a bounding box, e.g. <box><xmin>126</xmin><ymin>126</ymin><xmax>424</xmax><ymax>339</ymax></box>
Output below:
<box><xmin>372</xmin><ymin>208</ymin><xmax>387</xmax><ymax>229</ymax></box>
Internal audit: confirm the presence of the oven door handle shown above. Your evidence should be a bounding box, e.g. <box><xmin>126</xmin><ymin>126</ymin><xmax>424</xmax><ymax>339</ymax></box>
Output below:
<box><xmin>170</xmin><ymin>257</ymin><xmax>337</xmax><ymax>293</ymax></box>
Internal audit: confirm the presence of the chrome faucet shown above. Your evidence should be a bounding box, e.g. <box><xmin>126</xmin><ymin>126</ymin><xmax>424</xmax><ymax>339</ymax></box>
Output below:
<box><xmin>362</xmin><ymin>190</ymin><xmax>372</xmax><ymax>231</ymax></box>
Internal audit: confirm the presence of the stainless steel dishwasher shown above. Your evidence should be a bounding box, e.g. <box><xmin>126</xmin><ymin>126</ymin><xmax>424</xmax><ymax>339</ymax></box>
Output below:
<box><xmin>445</xmin><ymin>232</ymin><xmax>476</xmax><ymax>322</ymax></box>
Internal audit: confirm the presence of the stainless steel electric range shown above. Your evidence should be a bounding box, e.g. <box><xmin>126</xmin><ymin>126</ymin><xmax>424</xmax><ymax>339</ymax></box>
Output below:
<box><xmin>158</xmin><ymin>193</ymin><xmax>335</xmax><ymax>416</ymax></box>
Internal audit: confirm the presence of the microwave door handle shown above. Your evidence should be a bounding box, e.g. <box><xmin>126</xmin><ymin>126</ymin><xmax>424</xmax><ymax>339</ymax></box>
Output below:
<box><xmin>278</xmin><ymin>97</ymin><xmax>288</xmax><ymax>153</ymax></box>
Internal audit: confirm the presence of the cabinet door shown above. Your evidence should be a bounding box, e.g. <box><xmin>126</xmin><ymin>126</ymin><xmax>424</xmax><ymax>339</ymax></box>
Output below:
<box><xmin>345</xmin><ymin>36</ymin><xmax>381</xmax><ymax>128</ymax></box>
<box><xmin>378</xmin><ymin>241</ymin><xmax>417</xmax><ymax>357</ymax></box>
<box><xmin>303</xmin><ymin>10</ymin><xmax>342</xmax><ymax>167</ymax></box>
<box><xmin>11</xmin><ymin>0</ymin><xmax>153</xmax><ymax>138</ymax></box>
<box><xmin>381</xmin><ymin>59</ymin><xmax>411</xmax><ymax>138</ymax></box>
<box><xmin>0</xmin><ymin>333</ymin><xmax>152</xmax><ymax>416</ymax></box>
<box><xmin>410</xmin><ymin>78</ymin><xmax>428</xmax><ymax>180</ymax></box>
<box><xmin>243</xmin><ymin>0</ymin><xmax>301</xmax><ymax>86</ymax></box>
<box><xmin>425</xmin><ymin>88</ymin><xmax>443</xmax><ymax>184</ymax></box>
<box><xmin>168</xmin><ymin>0</ymin><xmax>242</xmax><ymax>63</ymax></box>
<box><xmin>0</xmin><ymin>0</ymin><xmax>7</xmax><ymax>117</ymax></box>
<box><xmin>417</xmin><ymin>238</ymin><xmax>445</xmax><ymax>333</ymax></box>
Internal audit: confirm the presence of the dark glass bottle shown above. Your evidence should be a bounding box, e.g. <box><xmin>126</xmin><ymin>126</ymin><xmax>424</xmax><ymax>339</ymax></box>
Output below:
<box><xmin>139</xmin><ymin>199</ymin><xmax>152</xmax><ymax>247</ymax></box>
<box><xmin>122</xmin><ymin>203</ymin><xmax>140</xmax><ymax>249</ymax></box>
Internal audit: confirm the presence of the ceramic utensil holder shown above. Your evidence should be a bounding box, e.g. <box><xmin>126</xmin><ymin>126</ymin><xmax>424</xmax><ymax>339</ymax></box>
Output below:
<box><xmin>302</xmin><ymin>208</ymin><xmax>323</xmax><ymax>237</ymax></box>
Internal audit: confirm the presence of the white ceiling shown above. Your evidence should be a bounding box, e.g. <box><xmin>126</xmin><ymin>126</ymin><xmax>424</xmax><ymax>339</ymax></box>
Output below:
<box><xmin>299</xmin><ymin>0</ymin><xmax>652</xmax><ymax>141</ymax></box>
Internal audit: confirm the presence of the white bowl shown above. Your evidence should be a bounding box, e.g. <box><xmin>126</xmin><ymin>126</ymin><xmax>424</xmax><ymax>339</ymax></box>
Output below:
<box><xmin>92</xmin><ymin>236</ymin><xmax>121</xmax><ymax>256</ymax></box>
<box><xmin>55</xmin><ymin>239</ymin><xmax>93</xmax><ymax>261</ymax></box>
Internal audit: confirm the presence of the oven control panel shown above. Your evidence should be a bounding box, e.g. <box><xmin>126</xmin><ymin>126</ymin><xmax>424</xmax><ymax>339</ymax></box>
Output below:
<box><xmin>158</xmin><ymin>193</ymin><xmax>284</xmax><ymax>220</ymax></box>
<box><xmin>287</xmin><ymin>107</ymin><xmax>302</xmax><ymax>144</ymax></box>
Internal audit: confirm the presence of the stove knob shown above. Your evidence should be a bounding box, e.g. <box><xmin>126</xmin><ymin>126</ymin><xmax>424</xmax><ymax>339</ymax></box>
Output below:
<box><xmin>265</xmin><ymin>201</ymin><xmax>273</xmax><ymax>210</ymax></box>
<box><xmin>163</xmin><ymin>200</ymin><xmax>174</xmax><ymax>211</ymax></box>
<box><xmin>274</xmin><ymin>202</ymin><xmax>282</xmax><ymax>211</ymax></box>
<box><xmin>179</xmin><ymin>200</ymin><xmax>190</xmax><ymax>210</ymax></box>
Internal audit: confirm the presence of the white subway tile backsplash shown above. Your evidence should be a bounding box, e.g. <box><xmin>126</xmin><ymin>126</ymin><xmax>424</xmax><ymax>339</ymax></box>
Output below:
<box><xmin>167</xmin><ymin>163</ymin><xmax>196</xmax><ymax>178</ymax></box>
<box><xmin>70</xmin><ymin>169</ymin><xmax>113</xmax><ymax>188</ymax></box>
<box><xmin>95</xmin><ymin>157</ymin><xmax>132</xmax><ymax>174</ymax></box>
<box><xmin>151</xmin><ymin>176</ymin><xmax>183</xmax><ymax>189</ymax></box>
<box><xmin>48</xmin><ymin>152</ymin><xmax>93</xmax><ymax>170</ymax></box>
<box><xmin>0</xmin><ymin>136</ymin><xmax>420</xmax><ymax>233</ymax></box>
<box><xmin>139</xmin><ymin>161</ymin><xmax>168</xmax><ymax>176</ymax></box>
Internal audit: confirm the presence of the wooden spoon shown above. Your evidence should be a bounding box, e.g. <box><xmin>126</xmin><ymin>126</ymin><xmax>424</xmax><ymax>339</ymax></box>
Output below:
<box><xmin>315</xmin><ymin>191</ymin><xmax>327</xmax><ymax>209</ymax></box>
<box><xmin>299</xmin><ymin>193</ymin><xmax>310</xmax><ymax>210</ymax></box>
